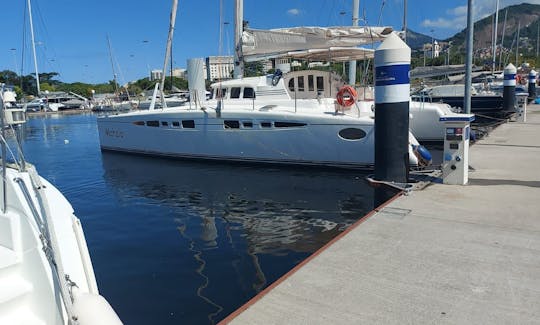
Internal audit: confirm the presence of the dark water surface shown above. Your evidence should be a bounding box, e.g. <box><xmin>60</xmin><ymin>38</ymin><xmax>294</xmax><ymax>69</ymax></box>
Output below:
<box><xmin>22</xmin><ymin>113</ymin><xmax>375</xmax><ymax>324</ymax></box>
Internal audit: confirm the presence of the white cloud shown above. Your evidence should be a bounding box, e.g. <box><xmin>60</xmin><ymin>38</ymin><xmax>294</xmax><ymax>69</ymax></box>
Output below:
<box><xmin>422</xmin><ymin>17</ymin><xmax>465</xmax><ymax>29</ymax></box>
<box><xmin>287</xmin><ymin>8</ymin><xmax>301</xmax><ymax>16</ymax></box>
<box><xmin>447</xmin><ymin>5</ymin><xmax>467</xmax><ymax>17</ymax></box>
<box><xmin>422</xmin><ymin>0</ymin><xmax>540</xmax><ymax>32</ymax></box>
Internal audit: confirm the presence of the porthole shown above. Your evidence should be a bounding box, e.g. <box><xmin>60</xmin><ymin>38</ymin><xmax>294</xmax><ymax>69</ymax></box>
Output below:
<box><xmin>338</xmin><ymin>128</ymin><xmax>367</xmax><ymax>140</ymax></box>
<box><xmin>182</xmin><ymin>120</ymin><xmax>195</xmax><ymax>128</ymax></box>
<box><xmin>224</xmin><ymin>120</ymin><xmax>240</xmax><ymax>129</ymax></box>
<box><xmin>274</xmin><ymin>121</ymin><xmax>306</xmax><ymax>128</ymax></box>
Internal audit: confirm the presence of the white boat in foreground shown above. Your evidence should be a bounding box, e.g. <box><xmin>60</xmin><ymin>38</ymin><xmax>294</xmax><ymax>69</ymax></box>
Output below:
<box><xmin>0</xmin><ymin>85</ymin><xmax>121</xmax><ymax>324</ymax></box>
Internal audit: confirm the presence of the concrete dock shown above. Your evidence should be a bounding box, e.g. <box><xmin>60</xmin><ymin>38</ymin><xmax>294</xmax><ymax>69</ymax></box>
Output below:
<box><xmin>222</xmin><ymin>104</ymin><xmax>540</xmax><ymax>324</ymax></box>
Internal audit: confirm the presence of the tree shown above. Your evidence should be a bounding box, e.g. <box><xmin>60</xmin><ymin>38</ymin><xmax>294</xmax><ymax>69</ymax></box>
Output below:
<box><xmin>244</xmin><ymin>61</ymin><xmax>265</xmax><ymax>77</ymax></box>
<box><xmin>40</xmin><ymin>82</ymin><xmax>55</xmax><ymax>92</ymax></box>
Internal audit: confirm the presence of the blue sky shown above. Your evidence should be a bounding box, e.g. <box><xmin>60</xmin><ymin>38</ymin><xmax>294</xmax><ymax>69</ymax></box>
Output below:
<box><xmin>1</xmin><ymin>0</ymin><xmax>538</xmax><ymax>84</ymax></box>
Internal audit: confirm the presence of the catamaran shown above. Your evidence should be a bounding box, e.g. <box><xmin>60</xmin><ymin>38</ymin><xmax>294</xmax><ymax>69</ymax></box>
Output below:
<box><xmin>97</xmin><ymin>0</ymin><xmax>433</xmax><ymax>169</ymax></box>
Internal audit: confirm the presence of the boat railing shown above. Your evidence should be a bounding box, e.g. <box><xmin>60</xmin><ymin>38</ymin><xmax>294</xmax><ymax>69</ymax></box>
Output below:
<box><xmin>1</xmin><ymin>84</ymin><xmax>79</xmax><ymax>324</ymax></box>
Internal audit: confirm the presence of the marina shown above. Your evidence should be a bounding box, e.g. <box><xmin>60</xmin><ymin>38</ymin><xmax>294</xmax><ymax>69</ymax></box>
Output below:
<box><xmin>16</xmin><ymin>112</ymin><xmax>376</xmax><ymax>324</ymax></box>
<box><xmin>1</xmin><ymin>0</ymin><xmax>540</xmax><ymax>324</ymax></box>
<box><xmin>224</xmin><ymin>103</ymin><xmax>540</xmax><ymax>324</ymax></box>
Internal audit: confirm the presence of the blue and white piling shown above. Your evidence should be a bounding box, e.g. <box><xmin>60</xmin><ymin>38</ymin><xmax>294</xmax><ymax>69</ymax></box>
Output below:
<box><xmin>503</xmin><ymin>63</ymin><xmax>516</xmax><ymax>112</ymax></box>
<box><xmin>373</xmin><ymin>33</ymin><xmax>410</xmax><ymax>206</ymax></box>
<box><xmin>528</xmin><ymin>69</ymin><xmax>537</xmax><ymax>101</ymax></box>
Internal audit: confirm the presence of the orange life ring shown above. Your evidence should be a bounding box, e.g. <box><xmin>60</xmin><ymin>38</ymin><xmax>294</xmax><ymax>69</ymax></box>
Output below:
<box><xmin>336</xmin><ymin>85</ymin><xmax>357</xmax><ymax>107</ymax></box>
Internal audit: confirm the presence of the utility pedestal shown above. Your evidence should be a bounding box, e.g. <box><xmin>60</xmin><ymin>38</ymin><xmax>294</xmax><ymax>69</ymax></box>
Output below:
<box><xmin>441</xmin><ymin>115</ymin><xmax>475</xmax><ymax>185</ymax></box>
<box><xmin>515</xmin><ymin>92</ymin><xmax>528</xmax><ymax>123</ymax></box>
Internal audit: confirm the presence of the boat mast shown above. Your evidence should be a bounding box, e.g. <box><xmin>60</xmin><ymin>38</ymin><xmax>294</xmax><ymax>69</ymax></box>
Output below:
<box><xmin>27</xmin><ymin>0</ymin><xmax>40</xmax><ymax>94</ymax></box>
<box><xmin>537</xmin><ymin>21</ymin><xmax>539</xmax><ymax>58</ymax></box>
<box><xmin>348</xmin><ymin>0</ymin><xmax>360</xmax><ymax>85</ymax></box>
<box><xmin>402</xmin><ymin>0</ymin><xmax>407</xmax><ymax>43</ymax></box>
<box><xmin>464</xmin><ymin>0</ymin><xmax>474</xmax><ymax>114</ymax></box>
<box><xmin>160</xmin><ymin>0</ymin><xmax>179</xmax><ymax>107</ymax></box>
<box><xmin>492</xmin><ymin>0</ymin><xmax>499</xmax><ymax>74</ymax></box>
<box><xmin>498</xmin><ymin>8</ymin><xmax>508</xmax><ymax>70</ymax></box>
<box><xmin>106</xmin><ymin>35</ymin><xmax>119</xmax><ymax>95</ymax></box>
<box><xmin>233</xmin><ymin>0</ymin><xmax>244</xmax><ymax>79</ymax></box>
<box><xmin>515</xmin><ymin>21</ymin><xmax>520</xmax><ymax>65</ymax></box>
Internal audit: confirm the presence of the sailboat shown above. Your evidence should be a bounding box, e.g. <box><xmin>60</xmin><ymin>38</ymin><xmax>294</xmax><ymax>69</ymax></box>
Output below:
<box><xmin>97</xmin><ymin>0</ymin><xmax>431</xmax><ymax>169</ymax></box>
<box><xmin>0</xmin><ymin>85</ymin><xmax>122</xmax><ymax>324</ymax></box>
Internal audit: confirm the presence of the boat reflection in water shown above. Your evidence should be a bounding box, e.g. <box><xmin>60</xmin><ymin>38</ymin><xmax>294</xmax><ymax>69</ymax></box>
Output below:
<box><xmin>100</xmin><ymin>152</ymin><xmax>374</xmax><ymax>324</ymax></box>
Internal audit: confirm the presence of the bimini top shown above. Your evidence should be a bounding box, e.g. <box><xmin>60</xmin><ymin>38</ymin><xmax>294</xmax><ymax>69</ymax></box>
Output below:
<box><xmin>242</xmin><ymin>26</ymin><xmax>393</xmax><ymax>62</ymax></box>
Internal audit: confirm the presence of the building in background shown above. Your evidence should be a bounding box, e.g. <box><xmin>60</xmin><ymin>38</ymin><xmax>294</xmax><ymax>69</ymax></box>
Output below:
<box><xmin>150</xmin><ymin>69</ymin><xmax>162</xmax><ymax>81</ymax></box>
<box><xmin>172</xmin><ymin>68</ymin><xmax>187</xmax><ymax>78</ymax></box>
<box><xmin>205</xmin><ymin>56</ymin><xmax>234</xmax><ymax>81</ymax></box>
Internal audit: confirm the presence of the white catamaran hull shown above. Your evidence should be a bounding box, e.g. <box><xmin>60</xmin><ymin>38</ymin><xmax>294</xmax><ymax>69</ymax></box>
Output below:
<box><xmin>97</xmin><ymin>106</ymin><xmax>421</xmax><ymax>169</ymax></box>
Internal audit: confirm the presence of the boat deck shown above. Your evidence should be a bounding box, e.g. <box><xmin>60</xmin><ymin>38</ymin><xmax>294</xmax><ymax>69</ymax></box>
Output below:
<box><xmin>221</xmin><ymin>104</ymin><xmax>540</xmax><ymax>324</ymax></box>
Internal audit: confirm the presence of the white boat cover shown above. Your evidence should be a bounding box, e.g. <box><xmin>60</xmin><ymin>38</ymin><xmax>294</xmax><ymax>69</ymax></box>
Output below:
<box><xmin>242</xmin><ymin>26</ymin><xmax>394</xmax><ymax>62</ymax></box>
<box><xmin>278</xmin><ymin>47</ymin><xmax>374</xmax><ymax>62</ymax></box>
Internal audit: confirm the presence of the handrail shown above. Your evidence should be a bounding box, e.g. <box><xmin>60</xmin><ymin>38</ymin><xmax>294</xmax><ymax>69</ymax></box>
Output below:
<box><xmin>25</xmin><ymin>168</ymin><xmax>79</xmax><ymax>325</ymax></box>
<box><xmin>15</xmin><ymin>177</ymin><xmax>46</xmax><ymax>233</ymax></box>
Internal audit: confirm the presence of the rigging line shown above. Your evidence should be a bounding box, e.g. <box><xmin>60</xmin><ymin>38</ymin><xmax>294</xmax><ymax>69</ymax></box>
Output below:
<box><xmin>21</xmin><ymin>0</ymin><xmax>28</xmax><ymax>78</ymax></box>
<box><xmin>218</xmin><ymin>0</ymin><xmax>223</xmax><ymax>78</ymax></box>
<box><xmin>33</xmin><ymin>0</ymin><xmax>60</xmax><ymax>78</ymax></box>
<box><xmin>377</xmin><ymin>0</ymin><xmax>386</xmax><ymax>26</ymax></box>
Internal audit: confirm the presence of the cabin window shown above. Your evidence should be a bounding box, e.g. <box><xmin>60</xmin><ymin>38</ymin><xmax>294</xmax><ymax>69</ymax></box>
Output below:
<box><xmin>216</xmin><ymin>88</ymin><xmax>227</xmax><ymax>99</ymax></box>
<box><xmin>274</xmin><ymin>121</ymin><xmax>307</xmax><ymax>128</ymax></box>
<box><xmin>297</xmin><ymin>76</ymin><xmax>305</xmax><ymax>92</ymax></box>
<box><xmin>338</xmin><ymin>128</ymin><xmax>367</xmax><ymax>140</ymax></box>
<box><xmin>161</xmin><ymin>121</ymin><xmax>168</xmax><ymax>126</ymax></box>
<box><xmin>243</xmin><ymin>87</ymin><xmax>255</xmax><ymax>99</ymax></box>
<box><xmin>242</xmin><ymin>121</ymin><xmax>253</xmax><ymax>128</ymax></box>
<box><xmin>133</xmin><ymin>121</ymin><xmax>145</xmax><ymax>126</ymax></box>
<box><xmin>260</xmin><ymin>122</ymin><xmax>272</xmax><ymax>128</ymax></box>
<box><xmin>224</xmin><ymin>120</ymin><xmax>240</xmax><ymax>129</ymax></box>
<box><xmin>231</xmin><ymin>87</ymin><xmax>241</xmax><ymax>99</ymax></box>
<box><xmin>182</xmin><ymin>120</ymin><xmax>195</xmax><ymax>128</ymax></box>
<box><xmin>146</xmin><ymin>120</ymin><xmax>159</xmax><ymax>127</ymax></box>
<box><xmin>316</xmin><ymin>76</ymin><xmax>324</xmax><ymax>92</ymax></box>
<box><xmin>308</xmin><ymin>75</ymin><xmax>314</xmax><ymax>91</ymax></box>
<box><xmin>172</xmin><ymin>121</ymin><xmax>180</xmax><ymax>127</ymax></box>
<box><xmin>288</xmin><ymin>79</ymin><xmax>295</xmax><ymax>92</ymax></box>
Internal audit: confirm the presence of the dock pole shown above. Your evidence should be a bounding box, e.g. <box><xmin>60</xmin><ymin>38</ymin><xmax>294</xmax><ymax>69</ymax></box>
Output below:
<box><xmin>374</xmin><ymin>33</ymin><xmax>411</xmax><ymax>206</ymax></box>
<box><xmin>503</xmin><ymin>63</ymin><xmax>516</xmax><ymax>112</ymax></box>
<box><xmin>528</xmin><ymin>69</ymin><xmax>537</xmax><ymax>102</ymax></box>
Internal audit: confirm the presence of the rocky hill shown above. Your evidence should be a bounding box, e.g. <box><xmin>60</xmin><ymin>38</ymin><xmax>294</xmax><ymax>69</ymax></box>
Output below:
<box><xmin>407</xmin><ymin>3</ymin><xmax>540</xmax><ymax>56</ymax></box>
<box><xmin>447</xmin><ymin>3</ymin><xmax>540</xmax><ymax>54</ymax></box>
<box><xmin>405</xmin><ymin>29</ymin><xmax>435</xmax><ymax>50</ymax></box>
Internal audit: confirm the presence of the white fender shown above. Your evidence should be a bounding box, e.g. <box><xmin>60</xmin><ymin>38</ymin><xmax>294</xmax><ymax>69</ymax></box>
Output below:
<box><xmin>72</xmin><ymin>293</ymin><xmax>123</xmax><ymax>325</ymax></box>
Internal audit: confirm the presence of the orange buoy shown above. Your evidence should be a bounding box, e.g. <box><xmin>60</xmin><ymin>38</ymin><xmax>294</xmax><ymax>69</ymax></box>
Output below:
<box><xmin>336</xmin><ymin>85</ymin><xmax>358</xmax><ymax>107</ymax></box>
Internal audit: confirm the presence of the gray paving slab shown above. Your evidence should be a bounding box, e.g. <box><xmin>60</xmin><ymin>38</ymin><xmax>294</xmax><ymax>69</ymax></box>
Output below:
<box><xmin>224</xmin><ymin>104</ymin><xmax>540</xmax><ymax>325</ymax></box>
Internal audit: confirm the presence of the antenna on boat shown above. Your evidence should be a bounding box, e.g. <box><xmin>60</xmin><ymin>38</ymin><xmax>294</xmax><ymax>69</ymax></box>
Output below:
<box><xmin>159</xmin><ymin>0</ymin><xmax>179</xmax><ymax>109</ymax></box>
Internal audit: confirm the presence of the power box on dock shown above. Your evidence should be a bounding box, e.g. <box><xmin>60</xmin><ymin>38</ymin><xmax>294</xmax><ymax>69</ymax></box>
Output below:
<box><xmin>440</xmin><ymin>115</ymin><xmax>475</xmax><ymax>185</ymax></box>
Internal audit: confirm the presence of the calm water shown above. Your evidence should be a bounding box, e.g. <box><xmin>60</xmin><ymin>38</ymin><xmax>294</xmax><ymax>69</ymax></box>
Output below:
<box><xmin>21</xmin><ymin>113</ymin><xmax>375</xmax><ymax>324</ymax></box>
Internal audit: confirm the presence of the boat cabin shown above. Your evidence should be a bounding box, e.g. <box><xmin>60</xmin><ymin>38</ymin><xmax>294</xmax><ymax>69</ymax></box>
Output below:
<box><xmin>209</xmin><ymin>70</ymin><xmax>345</xmax><ymax>101</ymax></box>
